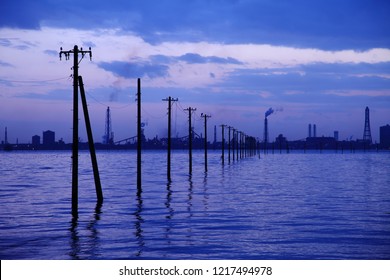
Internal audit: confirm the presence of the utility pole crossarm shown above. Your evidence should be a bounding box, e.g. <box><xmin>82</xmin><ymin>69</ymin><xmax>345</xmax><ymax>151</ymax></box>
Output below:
<box><xmin>60</xmin><ymin>46</ymin><xmax>92</xmax><ymax>61</ymax></box>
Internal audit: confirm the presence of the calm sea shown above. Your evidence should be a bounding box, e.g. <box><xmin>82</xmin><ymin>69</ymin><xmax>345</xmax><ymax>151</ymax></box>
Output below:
<box><xmin>0</xmin><ymin>150</ymin><xmax>389</xmax><ymax>259</ymax></box>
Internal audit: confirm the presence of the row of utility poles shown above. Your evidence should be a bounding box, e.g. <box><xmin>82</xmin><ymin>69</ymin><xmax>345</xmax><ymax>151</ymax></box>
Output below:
<box><xmin>220</xmin><ymin>125</ymin><xmax>259</xmax><ymax>165</ymax></box>
<box><xmin>60</xmin><ymin>45</ymin><xmax>258</xmax><ymax>219</ymax></box>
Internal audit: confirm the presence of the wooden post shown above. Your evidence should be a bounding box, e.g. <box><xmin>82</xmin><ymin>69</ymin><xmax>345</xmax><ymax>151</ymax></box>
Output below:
<box><xmin>220</xmin><ymin>125</ymin><xmax>225</xmax><ymax>165</ymax></box>
<box><xmin>72</xmin><ymin>45</ymin><xmax>79</xmax><ymax>217</ymax></box>
<box><xmin>163</xmin><ymin>96</ymin><xmax>178</xmax><ymax>181</ymax></box>
<box><xmin>232</xmin><ymin>129</ymin><xmax>236</xmax><ymax>162</ymax></box>
<box><xmin>78</xmin><ymin>76</ymin><xmax>103</xmax><ymax>203</ymax></box>
<box><xmin>167</xmin><ymin>96</ymin><xmax>172</xmax><ymax>181</ymax></box>
<box><xmin>185</xmin><ymin>107</ymin><xmax>196</xmax><ymax>174</ymax></box>
<box><xmin>201</xmin><ymin>113</ymin><xmax>211</xmax><ymax>172</ymax></box>
<box><xmin>228</xmin><ymin>126</ymin><xmax>231</xmax><ymax>163</ymax></box>
<box><xmin>137</xmin><ymin>78</ymin><xmax>142</xmax><ymax>190</ymax></box>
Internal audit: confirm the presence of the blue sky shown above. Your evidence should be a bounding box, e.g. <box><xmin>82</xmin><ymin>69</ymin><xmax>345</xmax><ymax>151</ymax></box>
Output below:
<box><xmin>1</xmin><ymin>0</ymin><xmax>389</xmax><ymax>143</ymax></box>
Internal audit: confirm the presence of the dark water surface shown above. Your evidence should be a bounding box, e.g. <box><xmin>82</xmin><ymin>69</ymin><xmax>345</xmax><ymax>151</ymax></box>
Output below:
<box><xmin>1</xmin><ymin>150</ymin><xmax>389</xmax><ymax>259</ymax></box>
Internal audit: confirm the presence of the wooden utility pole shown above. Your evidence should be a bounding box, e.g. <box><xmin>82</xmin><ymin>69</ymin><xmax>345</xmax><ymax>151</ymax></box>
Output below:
<box><xmin>232</xmin><ymin>128</ymin><xmax>236</xmax><ymax>162</ymax></box>
<box><xmin>137</xmin><ymin>78</ymin><xmax>142</xmax><ymax>191</ymax></box>
<box><xmin>162</xmin><ymin>96</ymin><xmax>178</xmax><ymax>181</ymax></box>
<box><xmin>201</xmin><ymin>113</ymin><xmax>211</xmax><ymax>172</ymax></box>
<box><xmin>78</xmin><ymin>76</ymin><xmax>103</xmax><ymax>203</ymax></box>
<box><xmin>228</xmin><ymin>126</ymin><xmax>232</xmax><ymax>164</ymax></box>
<box><xmin>185</xmin><ymin>107</ymin><xmax>196</xmax><ymax>174</ymax></box>
<box><xmin>59</xmin><ymin>45</ymin><xmax>92</xmax><ymax>218</ymax></box>
<box><xmin>220</xmin><ymin>125</ymin><xmax>226</xmax><ymax>165</ymax></box>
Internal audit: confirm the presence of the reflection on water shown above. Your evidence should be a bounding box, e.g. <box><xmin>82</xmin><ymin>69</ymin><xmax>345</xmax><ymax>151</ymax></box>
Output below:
<box><xmin>69</xmin><ymin>202</ymin><xmax>102</xmax><ymax>259</ymax></box>
<box><xmin>69</xmin><ymin>218</ymin><xmax>80</xmax><ymax>259</ymax></box>
<box><xmin>134</xmin><ymin>191</ymin><xmax>144</xmax><ymax>258</ymax></box>
<box><xmin>0</xmin><ymin>150</ymin><xmax>389</xmax><ymax>259</ymax></box>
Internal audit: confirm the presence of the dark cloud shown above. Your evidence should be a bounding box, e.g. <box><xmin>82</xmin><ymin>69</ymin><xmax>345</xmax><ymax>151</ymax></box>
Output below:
<box><xmin>0</xmin><ymin>37</ymin><xmax>36</xmax><ymax>50</ymax></box>
<box><xmin>301</xmin><ymin>62</ymin><xmax>390</xmax><ymax>75</ymax></box>
<box><xmin>150</xmin><ymin>53</ymin><xmax>243</xmax><ymax>65</ymax></box>
<box><xmin>223</xmin><ymin>63</ymin><xmax>390</xmax><ymax>93</ymax></box>
<box><xmin>0</xmin><ymin>60</ymin><xmax>13</xmax><ymax>67</ymax></box>
<box><xmin>0</xmin><ymin>0</ymin><xmax>45</xmax><ymax>29</ymax></box>
<box><xmin>98</xmin><ymin>61</ymin><xmax>169</xmax><ymax>79</ymax></box>
<box><xmin>178</xmin><ymin>53</ymin><xmax>242</xmax><ymax>64</ymax></box>
<box><xmin>1</xmin><ymin>0</ymin><xmax>389</xmax><ymax>50</ymax></box>
<box><xmin>44</xmin><ymin>50</ymin><xmax>58</xmax><ymax>56</ymax></box>
<box><xmin>0</xmin><ymin>39</ymin><xmax>12</xmax><ymax>47</ymax></box>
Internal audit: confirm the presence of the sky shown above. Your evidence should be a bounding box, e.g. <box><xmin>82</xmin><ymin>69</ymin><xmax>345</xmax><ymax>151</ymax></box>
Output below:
<box><xmin>1</xmin><ymin>0</ymin><xmax>389</xmax><ymax>144</ymax></box>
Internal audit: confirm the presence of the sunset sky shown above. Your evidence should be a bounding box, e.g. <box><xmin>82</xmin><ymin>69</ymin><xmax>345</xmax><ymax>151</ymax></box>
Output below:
<box><xmin>1</xmin><ymin>0</ymin><xmax>389</xmax><ymax>144</ymax></box>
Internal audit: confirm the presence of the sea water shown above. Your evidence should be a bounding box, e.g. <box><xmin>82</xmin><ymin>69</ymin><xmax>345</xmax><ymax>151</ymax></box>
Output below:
<box><xmin>0</xmin><ymin>150</ymin><xmax>389</xmax><ymax>259</ymax></box>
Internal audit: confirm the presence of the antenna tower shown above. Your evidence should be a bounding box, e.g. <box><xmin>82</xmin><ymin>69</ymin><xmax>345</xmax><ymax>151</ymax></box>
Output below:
<box><xmin>363</xmin><ymin>106</ymin><xmax>372</xmax><ymax>144</ymax></box>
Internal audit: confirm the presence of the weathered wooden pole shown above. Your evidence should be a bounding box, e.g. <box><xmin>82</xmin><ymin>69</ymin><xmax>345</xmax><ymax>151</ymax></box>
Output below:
<box><xmin>232</xmin><ymin>128</ymin><xmax>236</xmax><ymax>162</ymax></box>
<box><xmin>137</xmin><ymin>78</ymin><xmax>142</xmax><ymax>190</ymax></box>
<box><xmin>163</xmin><ymin>96</ymin><xmax>178</xmax><ymax>181</ymax></box>
<box><xmin>185</xmin><ymin>107</ymin><xmax>196</xmax><ymax>174</ymax></box>
<box><xmin>228</xmin><ymin>126</ymin><xmax>231</xmax><ymax>163</ymax></box>
<box><xmin>167</xmin><ymin>96</ymin><xmax>172</xmax><ymax>181</ymax></box>
<box><xmin>78</xmin><ymin>76</ymin><xmax>103</xmax><ymax>203</ymax></box>
<box><xmin>71</xmin><ymin>46</ymin><xmax>79</xmax><ymax>217</ymax></box>
<box><xmin>236</xmin><ymin>131</ymin><xmax>240</xmax><ymax>160</ymax></box>
<box><xmin>201</xmin><ymin>113</ymin><xmax>211</xmax><ymax>172</ymax></box>
<box><xmin>59</xmin><ymin>45</ymin><xmax>92</xmax><ymax>218</ymax></box>
<box><xmin>220</xmin><ymin>125</ymin><xmax>225</xmax><ymax>165</ymax></box>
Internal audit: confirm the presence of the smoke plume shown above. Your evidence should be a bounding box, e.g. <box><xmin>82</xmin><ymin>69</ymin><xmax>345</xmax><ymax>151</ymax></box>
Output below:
<box><xmin>265</xmin><ymin>107</ymin><xmax>283</xmax><ymax>118</ymax></box>
<box><xmin>265</xmin><ymin>107</ymin><xmax>274</xmax><ymax>118</ymax></box>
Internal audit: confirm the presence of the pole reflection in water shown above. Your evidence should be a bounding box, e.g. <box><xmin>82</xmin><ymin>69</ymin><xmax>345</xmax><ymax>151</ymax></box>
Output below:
<box><xmin>202</xmin><ymin>172</ymin><xmax>209</xmax><ymax>214</ymax></box>
<box><xmin>134</xmin><ymin>190</ymin><xmax>145</xmax><ymax>257</ymax></box>
<box><xmin>164</xmin><ymin>181</ymin><xmax>174</xmax><ymax>249</ymax></box>
<box><xmin>69</xmin><ymin>217</ymin><xmax>80</xmax><ymax>259</ymax></box>
<box><xmin>68</xmin><ymin>202</ymin><xmax>102</xmax><ymax>259</ymax></box>
<box><xmin>85</xmin><ymin>202</ymin><xmax>102</xmax><ymax>258</ymax></box>
<box><xmin>186</xmin><ymin>175</ymin><xmax>194</xmax><ymax>244</ymax></box>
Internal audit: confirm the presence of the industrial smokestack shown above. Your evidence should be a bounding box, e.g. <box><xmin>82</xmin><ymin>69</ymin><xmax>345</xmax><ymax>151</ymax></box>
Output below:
<box><xmin>308</xmin><ymin>124</ymin><xmax>312</xmax><ymax>138</ymax></box>
<box><xmin>313</xmin><ymin>124</ymin><xmax>317</xmax><ymax>137</ymax></box>
<box><xmin>264</xmin><ymin>117</ymin><xmax>268</xmax><ymax>144</ymax></box>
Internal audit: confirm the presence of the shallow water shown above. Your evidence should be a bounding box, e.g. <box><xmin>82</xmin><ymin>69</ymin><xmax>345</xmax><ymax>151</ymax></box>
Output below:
<box><xmin>0</xmin><ymin>150</ymin><xmax>389</xmax><ymax>259</ymax></box>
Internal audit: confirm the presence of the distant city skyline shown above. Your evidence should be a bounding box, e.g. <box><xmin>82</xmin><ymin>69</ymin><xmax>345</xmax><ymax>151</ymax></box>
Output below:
<box><xmin>1</xmin><ymin>107</ymin><xmax>388</xmax><ymax>146</ymax></box>
<box><xmin>1</xmin><ymin>1</ymin><xmax>389</xmax><ymax>144</ymax></box>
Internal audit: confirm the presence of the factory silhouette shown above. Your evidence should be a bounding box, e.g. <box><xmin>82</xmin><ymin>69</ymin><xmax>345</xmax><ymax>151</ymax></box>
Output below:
<box><xmin>2</xmin><ymin>106</ymin><xmax>390</xmax><ymax>151</ymax></box>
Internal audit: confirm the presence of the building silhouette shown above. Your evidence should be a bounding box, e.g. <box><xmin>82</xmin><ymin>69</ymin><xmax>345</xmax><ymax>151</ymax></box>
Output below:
<box><xmin>334</xmin><ymin>131</ymin><xmax>339</xmax><ymax>141</ymax></box>
<box><xmin>380</xmin><ymin>124</ymin><xmax>390</xmax><ymax>149</ymax></box>
<box><xmin>43</xmin><ymin>130</ymin><xmax>55</xmax><ymax>147</ymax></box>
